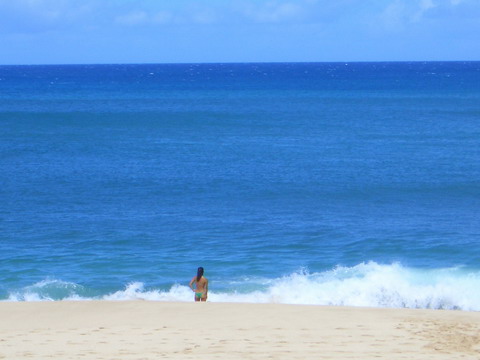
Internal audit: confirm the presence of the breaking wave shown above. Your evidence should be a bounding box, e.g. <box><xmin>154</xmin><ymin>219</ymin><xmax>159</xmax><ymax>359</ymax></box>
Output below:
<box><xmin>4</xmin><ymin>262</ymin><xmax>480</xmax><ymax>311</ymax></box>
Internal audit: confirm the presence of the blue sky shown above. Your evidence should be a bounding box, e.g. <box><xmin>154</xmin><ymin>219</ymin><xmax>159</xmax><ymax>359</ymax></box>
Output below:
<box><xmin>1</xmin><ymin>0</ymin><xmax>479</xmax><ymax>64</ymax></box>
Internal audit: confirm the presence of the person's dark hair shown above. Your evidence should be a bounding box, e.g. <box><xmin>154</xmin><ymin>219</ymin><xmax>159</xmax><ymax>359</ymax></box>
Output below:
<box><xmin>196</xmin><ymin>267</ymin><xmax>204</xmax><ymax>282</ymax></box>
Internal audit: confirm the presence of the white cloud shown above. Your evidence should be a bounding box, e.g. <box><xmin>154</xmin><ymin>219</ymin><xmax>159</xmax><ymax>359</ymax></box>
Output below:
<box><xmin>115</xmin><ymin>11</ymin><xmax>148</xmax><ymax>26</ymax></box>
<box><xmin>237</xmin><ymin>1</ymin><xmax>304</xmax><ymax>23</ymax></box>
<box><xmin>0</xmin><ymin>0</ymin><xmax>477</xmax><ymax>35</ymax></box>
<box><xmin>380</xmin><ymin>1</ymin><xmax>407</xmax><ymax>30</ymax></box>
<box><xmin>379</xmin><ymin>0</ymin><xmax>442</xmax><ymax>30</ymax></box>
<box><xmin>421</xmin><ymin>0</ymin><xmax>436</xmax><ymax>11</ymax></box>
<box><xmin>412</xmin><ymin>0</ymin><xmax>437</xmax><ymax>22</ymax></box>
<box><xmin>191</xmin><ymin>9</ymin><xmax>217</xmax><ymax>25</ymax></box>
<box><xmin>152</xmin><ymin>11</ymin><xmax>174</xmax><ymax>25</ymax></box>
<box><xmin>114</xmin><ymin>8</ymin><xmax>218</xmax><ymax>26</ymax></box>
<box><xmin>0</xmin><ymin>0</ymin><xmax>95</xmax><ymax>34</ymax></box>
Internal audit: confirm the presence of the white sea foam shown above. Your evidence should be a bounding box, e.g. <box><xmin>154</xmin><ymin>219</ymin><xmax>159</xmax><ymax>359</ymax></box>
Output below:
<box><xmin>103</xmin><ymin>282</ymin><xmax>193</xmax><ymax>302</ymax></box>
<box><xmin>6</xmin><ymin>279</ymin><xmax>88</xmax><ymax>302</ymax></box>
<box><xmin>4</xmin><ymin>262</ymin><xmax>480</xmax><ymax>311</ymax></box>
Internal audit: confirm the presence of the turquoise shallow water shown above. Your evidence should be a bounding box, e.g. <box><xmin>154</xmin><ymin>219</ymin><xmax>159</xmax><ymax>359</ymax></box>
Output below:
<box><xmin>1</xmin><ymin>62</ymin><xmax>480</xmax><ymax>308</ymax></box>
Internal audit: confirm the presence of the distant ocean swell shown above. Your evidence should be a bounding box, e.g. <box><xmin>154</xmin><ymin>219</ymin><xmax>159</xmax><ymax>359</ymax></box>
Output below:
<box><xmin>4</xmin><ymin>262</ymin><xmax>480</xmax><ymax>311</ymax></box>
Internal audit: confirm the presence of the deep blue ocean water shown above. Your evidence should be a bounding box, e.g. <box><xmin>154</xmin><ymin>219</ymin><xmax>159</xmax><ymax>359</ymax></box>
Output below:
<box><xmin>1</xmin><ymin>62</ymin><xmax>480</xmax><ymax>309</ymax></box>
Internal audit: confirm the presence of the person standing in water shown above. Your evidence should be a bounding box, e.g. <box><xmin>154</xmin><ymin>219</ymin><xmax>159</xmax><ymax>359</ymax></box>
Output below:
<box><xmin>189</xmin><ymin>267</ymin><xmax>208</xmax><ymax>302</ymax></box>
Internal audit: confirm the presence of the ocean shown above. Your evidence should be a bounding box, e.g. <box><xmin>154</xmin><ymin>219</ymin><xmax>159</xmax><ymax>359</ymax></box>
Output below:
<box><xmin>1</xmin><ymin>62</ymin><xmax>479</xmax><ymax>310</ymax></box>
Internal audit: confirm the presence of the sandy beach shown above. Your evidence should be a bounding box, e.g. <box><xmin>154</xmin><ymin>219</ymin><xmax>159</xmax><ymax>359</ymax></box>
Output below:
<box><xmin>0</xmin><ymin>301</ymin><xmax>479</xmax><ymax>359</ymax></box>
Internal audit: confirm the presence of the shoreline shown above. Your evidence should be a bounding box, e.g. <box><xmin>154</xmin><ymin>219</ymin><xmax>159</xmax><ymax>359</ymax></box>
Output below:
<box><xmin>1</xmin><ymin>301</ymin><xmax>479</xmax><ymax>359</ymax></box>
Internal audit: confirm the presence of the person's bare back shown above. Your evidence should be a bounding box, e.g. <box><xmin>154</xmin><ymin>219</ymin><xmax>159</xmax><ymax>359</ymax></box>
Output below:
<box><xmin>189</xmin><ymin>267</ymin><xmax>208</xmax><ymax>302</ymax></box>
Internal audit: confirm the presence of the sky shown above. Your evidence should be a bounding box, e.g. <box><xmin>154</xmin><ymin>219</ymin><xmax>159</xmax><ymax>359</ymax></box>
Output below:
<box><xmin>0</xmin><ymin>0</ymin><xmax>479</xmax><ymax>64</ymax></box>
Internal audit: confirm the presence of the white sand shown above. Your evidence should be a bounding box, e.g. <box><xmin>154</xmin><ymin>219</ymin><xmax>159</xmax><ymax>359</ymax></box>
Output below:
<box><xmin>0</xmin><ymin>301</ymin><xmax>479</xmax><ymax>359</ymax></box>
